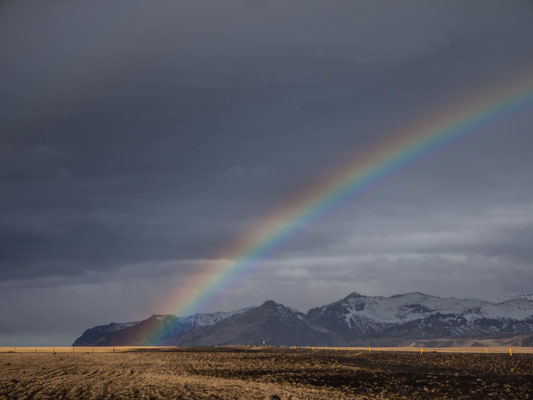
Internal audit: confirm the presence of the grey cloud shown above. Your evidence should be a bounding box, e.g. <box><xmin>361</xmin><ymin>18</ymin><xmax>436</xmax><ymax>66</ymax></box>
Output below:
<box><xmin>0</xmin><ymin>0</ymin><xmax>532</xmax><ymax>344</ymax></box>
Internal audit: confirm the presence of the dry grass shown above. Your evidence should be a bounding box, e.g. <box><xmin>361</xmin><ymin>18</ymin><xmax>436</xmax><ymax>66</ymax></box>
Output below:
<box><xmin>305</xmin><ymin>346</ymin><xmax>533</xmax><ymax>354</ymax></box>
<box><xmin>0</xmin><ymin>346</ymin><xmax>176</xmax><ymax>353</ymax></box>
<box><xmin>1</xmin><ymin>347</ymin><xmax>532</xmax><ymax>399</ymax></box>
<box><xmin>1</xmin><ymin>345</ymin><xmax>532</xmax><ymax>353</ymax></box>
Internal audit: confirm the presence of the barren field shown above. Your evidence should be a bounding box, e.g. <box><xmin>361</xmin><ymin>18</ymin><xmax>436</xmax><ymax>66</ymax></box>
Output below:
<box><xmin>1</xmin><ymin>347</ymin><xmax>532</xmax><ymax>399</ymax></box>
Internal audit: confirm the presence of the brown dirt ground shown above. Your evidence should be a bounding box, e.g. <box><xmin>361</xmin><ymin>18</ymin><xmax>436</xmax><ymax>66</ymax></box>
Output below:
<box><xmin>1</xmin><ymin>347</ymin><xmax>532</xmax><ymax>399</ymax></box>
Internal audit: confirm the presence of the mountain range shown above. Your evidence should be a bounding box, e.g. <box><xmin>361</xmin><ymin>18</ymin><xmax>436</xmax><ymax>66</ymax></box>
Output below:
<box><xmin>73</xmin><ymin>292</ymin><xmax>533</xmax><ymax>346</ymax></box>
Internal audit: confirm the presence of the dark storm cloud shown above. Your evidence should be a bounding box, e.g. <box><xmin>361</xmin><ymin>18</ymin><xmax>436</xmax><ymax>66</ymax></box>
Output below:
<box><xmin>0</xmin><ymin>0</ymin><xmax>532</xmax><ymax>344</ymax></box>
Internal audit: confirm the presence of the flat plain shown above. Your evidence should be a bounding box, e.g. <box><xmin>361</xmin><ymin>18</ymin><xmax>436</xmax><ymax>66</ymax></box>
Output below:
<box><xmin>1</xmin><ymin>347</ymin><xmax>532</xmax><ymax>399</ymax></box>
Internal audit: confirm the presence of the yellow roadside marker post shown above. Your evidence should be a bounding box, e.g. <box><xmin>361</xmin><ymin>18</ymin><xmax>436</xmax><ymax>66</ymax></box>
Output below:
<box><xmin>485</xmin><ymin>348</ymin><xmax>487</xmax><ymax>354</ymax></box>
<box><xmin>420</xmin><ymin>348</ymin><xmax>423</xmax><ymax>355</ymax></box>
<box><xmin>509</xmin><ymin>347</ymin><xmax>512</xmax><ymax>357</ymax></box>
<box><xmin>368</xmin><ymin>347</ymin><xmax>371</xmax><ymax>353</ymax></box>
<box><xmin>335</xmin><ymin>347</ymin><xmax>337</xmax><ymax>352</ymax></box>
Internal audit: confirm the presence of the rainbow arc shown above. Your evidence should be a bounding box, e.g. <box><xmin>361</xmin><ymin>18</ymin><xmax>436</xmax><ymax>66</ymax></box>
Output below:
<box><xmin>146</xmin><ymin>73</ymin><xmax>532</xmax><ymax>344</ymax></box>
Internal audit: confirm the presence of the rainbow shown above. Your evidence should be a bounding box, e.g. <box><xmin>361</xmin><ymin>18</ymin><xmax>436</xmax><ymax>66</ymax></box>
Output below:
<box><xmin>147</xmin><ymin>73</ymin><xmax>532</xmax><ymax>344</ymax></box>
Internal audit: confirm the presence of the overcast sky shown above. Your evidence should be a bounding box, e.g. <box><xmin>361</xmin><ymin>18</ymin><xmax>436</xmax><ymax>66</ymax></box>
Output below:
<box><xmin>1</xmin><ymin>0</ymin><xmax>532</xmax><ymax>345</ymax></box>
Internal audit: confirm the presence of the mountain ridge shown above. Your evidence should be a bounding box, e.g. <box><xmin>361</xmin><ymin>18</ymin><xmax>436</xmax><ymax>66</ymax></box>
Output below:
<box><xmin>73</xmin><ymin>292</ymin><xmax>533</xmax><ymax>346</ymax></box>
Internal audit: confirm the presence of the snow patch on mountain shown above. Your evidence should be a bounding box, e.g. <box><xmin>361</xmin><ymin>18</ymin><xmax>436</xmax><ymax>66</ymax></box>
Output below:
<box><xmin>105</xmin><ymin>322</ymin><xmax>139</xmax><ymax>332</ymax></box>
<box><xmin>184</xmin><ymin>308</ymin><xmax>254</xmax><ymax>327</ymax></box>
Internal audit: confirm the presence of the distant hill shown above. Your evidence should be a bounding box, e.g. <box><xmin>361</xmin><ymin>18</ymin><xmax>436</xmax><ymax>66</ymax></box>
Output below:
<box><xmin>73</xmin><ymin>292</ymin><xmax>533</xmax><ymax>346</ymax></box>
<box><xmin>73</xmin><ymin>308</ymin><xmax>251</xmax><ymax>346</ymax></box>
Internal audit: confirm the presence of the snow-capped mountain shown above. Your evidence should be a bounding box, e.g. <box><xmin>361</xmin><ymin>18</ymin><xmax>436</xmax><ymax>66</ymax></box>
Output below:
<box><xmin>307</xmin><ymin>292</ymin><xmax>533</xmax><ymax>339</ymax></box>
<box><xmin>74</xmin><ymin>292</ymin><xmax>533</xmax><ymax>346</ymax></box>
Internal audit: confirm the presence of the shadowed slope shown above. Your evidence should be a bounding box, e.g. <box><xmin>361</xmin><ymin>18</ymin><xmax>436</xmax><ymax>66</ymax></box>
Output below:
<box><xmin>176</xmin><ymin>301</ymin><xmax>339</xmax><ymax>346</ymax></box>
